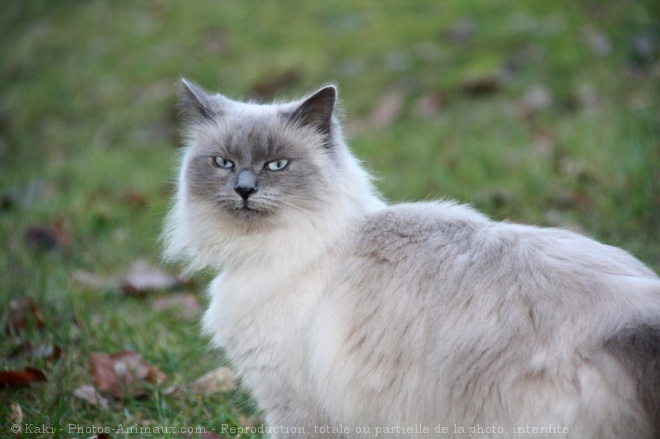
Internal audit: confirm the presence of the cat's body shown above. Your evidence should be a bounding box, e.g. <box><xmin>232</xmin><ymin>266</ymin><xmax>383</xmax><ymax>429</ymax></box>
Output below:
<box><xmin>164</xmin><ymin>81</ymin><xmax>660</xmax><ymax>438</ymax></box>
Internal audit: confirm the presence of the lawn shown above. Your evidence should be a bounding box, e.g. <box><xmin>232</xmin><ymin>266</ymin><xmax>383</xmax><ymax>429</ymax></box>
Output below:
<box><xmin>1</xmin><ymin>1</ymin><xmax>658</xmax><ymax>438</ymax></box>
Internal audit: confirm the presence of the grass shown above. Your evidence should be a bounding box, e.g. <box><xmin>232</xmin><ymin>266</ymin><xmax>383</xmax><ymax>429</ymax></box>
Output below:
<box><xmin>1</xmin><ymin>1</ymin><xmax>658</xmax><ymax>437</ymax></box>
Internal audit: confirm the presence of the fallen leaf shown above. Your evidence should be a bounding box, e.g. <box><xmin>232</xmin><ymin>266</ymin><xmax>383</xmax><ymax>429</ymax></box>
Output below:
<box><xmin>152</xmin><ymin>293</ymin><xmax>202</xmax><ymax>320</ymax></box>
<box><xmin>4</xmin><ymin>297</ymin><xmax>44</xmax><ymax>333</ymax></box>
<box><xmin>190</xmin><ymin>366</ymin><xmax>238</xmax><ymax>395</ymax></box>
<box><xmin>1</xmin><ymin>191</ymin><xmax>15</xmax><ymax>210</ymax></box>
<box><xmin>73</xmin><ymin>384</ymin><xmax>110</xmax><ymax>409</ymax></box>
<box><xmin>0</xmin><ymin>367</ymin><xmax>47</xmax><ymax>388</ymax></box>
<box><xmin>25</xmin><ymin>221</ymin><xmax>69</xmax><ymax>250</ymax></box>
<box><xmin>121</xmin><ymin>190</ymin><xmax>147</xmax><ymax>208</ymax></box>
<box><xmin>120</xmin><ymin>260</ymin><xmax>181</xmax><ymax>296</ymax></box>
<box><xmin>90</xmin><ymin>351</ymin><xmax>167</xmax><ymax>398</ymax></box>
<box><xmin>460</xmin><ymin>75</ymin><xmax>500</xmax><ymax>96</ymax></box>
<box><xmin>10</xmin><ymin>342</ymin><xmax>62</xmax><ymax>361</ymax></box>
<box><xmin>369</xmin><ymin>88</ymin><xmax>406</xmax><ymax>128</ymax></box>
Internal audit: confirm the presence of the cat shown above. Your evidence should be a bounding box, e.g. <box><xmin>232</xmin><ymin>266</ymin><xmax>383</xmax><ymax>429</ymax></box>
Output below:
<box><xmin>164</xmin><ymin>79</ymin><xmax>660</xmax><ymax>438</ymax></box>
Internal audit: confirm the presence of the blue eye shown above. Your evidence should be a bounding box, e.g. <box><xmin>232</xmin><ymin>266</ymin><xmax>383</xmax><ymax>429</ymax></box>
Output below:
<box><xmin>214</xmin><ymin>157</ymin><xmax>234</xmax><ymax>169</ymax></box>
<box><xmin>266</xmin><ymin>159</ymin><xmax>289</xmax><ymax>171</ymax></box>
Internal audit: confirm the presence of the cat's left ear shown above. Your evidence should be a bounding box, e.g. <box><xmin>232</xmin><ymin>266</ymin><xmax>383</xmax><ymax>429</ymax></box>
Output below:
<box><xmin>289</xmin><ymin>86</ymin><xmax>336</xmax><ymax>135</ymax></box>
<box><xmin>179</xmin><ymin>78</ymin><xmax>226</xmax><ymax>121</ymax></box>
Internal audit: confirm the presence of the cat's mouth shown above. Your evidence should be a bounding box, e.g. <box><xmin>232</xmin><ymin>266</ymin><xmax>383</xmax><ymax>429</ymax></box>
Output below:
<box><xmin>233</xmin><ymin>200</ymin><xmax>265</xmax><ymax>216</ymax></box>
<box><xmin>238</xmin><ymin>200</ymin><xmax>258</xmax><ymax>211</ymax></box>
<box><xmin>222</xmin><ymin>198</ymin><xmax>273</xmax><ymax>222</ymax></box>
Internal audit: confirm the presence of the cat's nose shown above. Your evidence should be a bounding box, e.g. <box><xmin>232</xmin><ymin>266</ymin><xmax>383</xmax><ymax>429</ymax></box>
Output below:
<box><xmin>234</xmin><ymin>169</ymin><xmax>258</xmax><ymax>200</ymax></box>
<box><xmin>235</xmin><ymin>185</ymin><xmax>256</xmax><ymax>200</ymax></box>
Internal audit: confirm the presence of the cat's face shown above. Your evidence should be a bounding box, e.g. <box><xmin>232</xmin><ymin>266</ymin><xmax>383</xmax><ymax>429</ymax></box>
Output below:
<box><xmin>179</xmin><ymin>81</ymin><xmax>339</xmax><ymax>230</ymax></box>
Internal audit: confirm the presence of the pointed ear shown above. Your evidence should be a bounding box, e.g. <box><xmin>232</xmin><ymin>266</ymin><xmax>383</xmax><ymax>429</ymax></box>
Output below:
<box><xmin>289</xmin><ymin>86</ymin><xmax>336</xmax><ymax>135</ymax></box>
<box><xmin>178</xmin><ymin>78</ymin><xmax>224</xmax><ymax>121</ymax></box>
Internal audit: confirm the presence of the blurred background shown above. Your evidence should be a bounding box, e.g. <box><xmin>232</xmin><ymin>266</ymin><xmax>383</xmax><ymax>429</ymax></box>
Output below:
<box><xmin>1</xmin><ymin>0</ymin><xmax>658</xmax><ymax>436</ymax></box>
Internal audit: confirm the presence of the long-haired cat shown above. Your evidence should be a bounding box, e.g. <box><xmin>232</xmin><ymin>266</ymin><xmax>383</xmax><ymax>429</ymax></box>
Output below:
<box><xmin>164</xmin><ymin>80</ymin><xmax>660</xmax><ymax>438</ymax></box>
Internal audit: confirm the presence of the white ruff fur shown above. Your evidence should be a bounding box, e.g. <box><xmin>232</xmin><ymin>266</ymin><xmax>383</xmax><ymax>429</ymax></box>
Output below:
<box><xmin>164</xmin><ymin>82</ymin><xmax>660</xmax><ymax>438</ymax></box>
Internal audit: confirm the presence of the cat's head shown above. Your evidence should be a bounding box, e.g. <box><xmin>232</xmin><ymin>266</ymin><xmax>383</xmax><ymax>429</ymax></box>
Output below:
<box><xmin>177</xmin><ymin>79</ymin><xmax>342</xmax><ymax>227</ymax></box>
<box><xmin>164</xmin><ymin>79</ymin><xmax>377</xmax><ymax>271</ymax></box>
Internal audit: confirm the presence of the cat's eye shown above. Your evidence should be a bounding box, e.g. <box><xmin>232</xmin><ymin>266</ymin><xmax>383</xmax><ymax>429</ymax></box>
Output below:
<box><xmin>214</xmin><ymin>157</ymin><xmax>234</xmax><ymax>169</ymax></box>
<box><xmin>266</xmin><ymin>159</ymin><xmax>289</xmax><ymax>171</ymax></box>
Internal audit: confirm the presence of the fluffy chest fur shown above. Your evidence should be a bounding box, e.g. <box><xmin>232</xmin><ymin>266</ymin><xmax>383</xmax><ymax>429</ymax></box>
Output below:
<box><xmin>201</xmin><ymin>223</ymin><xmax>354</xmax><ymax>423</ymax></box>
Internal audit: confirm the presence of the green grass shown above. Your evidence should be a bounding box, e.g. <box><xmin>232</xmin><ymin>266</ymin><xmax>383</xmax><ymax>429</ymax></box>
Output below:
<box><xmin>1</xmin><ymin>1</ymin><xmax>658</xmax><ymax>438</ymax></box>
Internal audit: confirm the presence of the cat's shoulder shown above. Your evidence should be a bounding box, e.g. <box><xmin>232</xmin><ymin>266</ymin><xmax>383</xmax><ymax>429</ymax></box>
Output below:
<box><xmin>354</xmin><ymin>200</ymin><xmax>491</xmax><ymax>260</ymax></box>
<box><xmin>360</xmin><ymin>200</ymin><xmax>490</xmax><ymax>234</ymax></box>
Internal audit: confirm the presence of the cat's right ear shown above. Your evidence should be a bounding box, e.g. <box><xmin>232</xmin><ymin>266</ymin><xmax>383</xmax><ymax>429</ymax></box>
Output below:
<box><xmin>178</xmin><ymin>79</ymin><xmax>225</xmax><ymax>121</ymax></box>
<box><xmin>289</xmin><ymin>86</ymin><xmax>337</xmax><ymax>136</ymax></box>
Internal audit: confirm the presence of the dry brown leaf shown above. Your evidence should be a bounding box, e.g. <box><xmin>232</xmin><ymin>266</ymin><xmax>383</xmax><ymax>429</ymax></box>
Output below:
<box><xmin>120</xmin><ymin>259</ymin><xmax>181</xmax><ymax>296</ymax></box>
<box><xmin>4</xmin><ymin>296</ymin><xmax>44</xmax><ymax>333</ymax></box>
<box><xmin>90</xmin><ymin>351</ymin><xmax>167</xmax><ymax>398</ymax></box>
<box><xmin>461</xmin><ymin>75</ymin><xmax>501</xmax><ymax>96</ymax></box>
<box><xmin>152</xmin><ymin>293</ymin><xmax>202</xmax><ymax>320</ymax></box>
<box><xmin>190</xmin><ymin>366</ymin><xmax>238</xmax><ymax>395</ymax></box>
<box><xmin>73</xmin><ymin>384</ymin><xmax>110</xmax><ymax>409</ymax></box>
<box><xmin>1</xmin><ymin>191</ymin><xmax>15</xmax><ymax>210</ymax></box>
<box><xmin>122</xmin><ymin>190</ymin><xmax>147</xmax><ymax>208</ymax></box>
<box><xmin>9</xmin><ymin>342</ymin><xmax>62</xmax><ymax>361</ymax></box>
<box><xmin>0</xmin><ymin>367</ymin><xmax>47</xmax><ymax>388</ymax></box>
<box><xmin>25</xmin><ymin>222</ymin><xmax>69</xmax><ymax>250</ymax></box>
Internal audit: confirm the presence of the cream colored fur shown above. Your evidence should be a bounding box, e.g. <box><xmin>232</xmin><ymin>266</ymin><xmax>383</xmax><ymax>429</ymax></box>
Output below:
<box><xmin>164</xmin><ymin>81</ymin><xmax>660</xmax><ymax>438</ymax></box>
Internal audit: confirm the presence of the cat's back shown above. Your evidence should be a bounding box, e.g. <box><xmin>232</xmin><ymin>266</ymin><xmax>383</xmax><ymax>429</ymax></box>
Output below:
<box><xmin>311</xmin><ymin>200</ymin><xmax>660</xmax><ymax>436</ymax></box>
<box><xmin>353</xmin><ymin>200</ymin><xmax>656</xmax><ymax>283</ymax></box>
<box><xmin>353</xmin><ymin>200</ymin><xmax>490</xmax><ymax>263</ymax></box>
<box><xmin>344</xmin><ymin>200</ymin><xmax>660</xmax><ymax>332</ymax></box>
